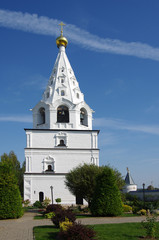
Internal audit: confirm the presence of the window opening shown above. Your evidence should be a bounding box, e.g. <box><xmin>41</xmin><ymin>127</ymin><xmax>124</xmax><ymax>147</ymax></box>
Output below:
<box><xmin>61</xmin><ymin>79</ymin><xmax>64</xmax><ymax>83</ymax></box>
<box><xmin>39</xmin><ymin>192</ymin><xmax>44</xmax><ymax>202</ymax></box>
<box><xmin>57</xmin><ymin>105</ymin><xmax>69</xmax><ymax>123</ymax></box>
<box><xmin>39</xmin><ymin>107</ymin><xmax>45</xmax><ymax>124</ymax></box>
<box><xmin>77</xmin><ymin>93</ymin><xmax>79</xmax><ymax>98</ymax></box>
<box><xmin>45</xmin><ymin>165</ymin><xmax>53</xmax><ymax>172</ymax></box>
<box><xmin>80</xmin><ymin>108</ymin><xmax>88</xmax><ymax>126</ymax></box>
<box><xmin>58</xmin><ymin>139</ymin><xmax>66</xmax><ymax>146</ymax></box>
<box><xmin>61</xmin><ymin>90</ymin><xmax>65</xmax><ymax>96</ymax></box>
<box><xmin>47</xmin><ymin>92</ymin><xmax>49</xmax><ymax>98</ymax></box>
<box><xmin>80</xmin><ymin>110</ymin><xmax>85</xmax><ymax>124</ymax></box>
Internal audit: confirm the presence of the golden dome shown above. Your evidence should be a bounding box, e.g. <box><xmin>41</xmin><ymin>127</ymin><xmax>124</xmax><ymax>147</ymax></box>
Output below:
<box><xmin>56</xmin><ymin>35</ymin><xmax>68</xmax><ymax>48</ymax></box>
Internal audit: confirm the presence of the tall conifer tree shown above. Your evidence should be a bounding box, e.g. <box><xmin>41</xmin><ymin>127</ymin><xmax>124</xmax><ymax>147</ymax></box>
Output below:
<box><xmin>0</xmin><ymin>162</ymin><xmax>23</xmax><ymax>219</ymax></box>
<box><xmin>90</xmin><ymin>168</ymin><xmax>123</xmax><ymax>216</ymax></box>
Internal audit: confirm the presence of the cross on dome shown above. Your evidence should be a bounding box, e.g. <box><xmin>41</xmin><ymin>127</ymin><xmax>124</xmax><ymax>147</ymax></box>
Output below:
<box><xmin>56</xmin><ymin>22</ymin><xmax>68</xmax><ymax>48</ymax></box>
<box><xmin>59</xmin><ymin>22</ymin><xmax>65</xmax><ymax>36</ymax></box>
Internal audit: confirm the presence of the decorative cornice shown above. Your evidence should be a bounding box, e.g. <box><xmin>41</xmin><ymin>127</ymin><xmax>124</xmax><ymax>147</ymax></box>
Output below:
<box><xmin>25</xmin><ymin>148</ymin><xmax>100</xmax><ymax>151</ymax></box>
<box><xmin>24</xmin><ymin>173</ymin><xmax>67</xmax><ymax>175</ymax></box>
<box><xmin>24</xmin><ymin>128</ymin><xmax>100</xmax><ymax>133</ymax></box>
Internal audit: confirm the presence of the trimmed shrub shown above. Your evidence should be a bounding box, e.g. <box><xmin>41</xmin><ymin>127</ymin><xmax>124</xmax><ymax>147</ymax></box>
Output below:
<box><xmin>55</xmin><ymin>198</ymin><xmax>61</xmax><ymax>204</ymax></box>
<box><xmin>90</xmin><ymin>168</ymin><xmax>123</xmax><ymax>216</ymax></box>
<box><xmin>0</xmin><ymin>163</ymin><xmax>23</xmax><ymax>219</ymax></box>
<box><xmin>44</xmin><ymin>212</ymin><xmax>55</xmax><ymax>219</ymax></box>
<box><xmin>45</xmin><ymin>204</ymin><xmax>63</xmax><ymax>214</ymax></box>
<box><xmin>51</xmin><ymin>208</ymin><xmax>76</xmax><ymax>228</ymax></box>
<box><xmin>57</xmin><ymin>222</ymin><xmax>96</xmax><ymax>240</ymax></box>
<box><xmin>138</xmin><ymin>209</ymin><xmax>147</xmax><ymax>215</ymax></box>
<box><xmin>59</xmin><ymin>217</ymin><xmax>73</xmax><ymax>232</ymax></box>
<box><xmin>123</xmin><ymin>204</ymin><xmax>132</xmax><ymax>212</ymax></box>
<box><xmin>33</xmin><ymin>201</ymin><xmax>43</xmax><ymax>208</ymax></box>
<box><xmin>132</xmin><ymin>206</ymin><xmax>140</xmax><ymax>214</ymax></box>
<box><xmin>83</xmin><ymin>207</ymin><xmax>90</xmax><ymax>213</ymax></box>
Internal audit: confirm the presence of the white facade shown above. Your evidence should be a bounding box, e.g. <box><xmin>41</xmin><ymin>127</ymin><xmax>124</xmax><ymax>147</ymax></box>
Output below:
<box><xmin>24</xmin><ymin>32</ymin><xmax>99</xmax><ymax>205</ymax></box>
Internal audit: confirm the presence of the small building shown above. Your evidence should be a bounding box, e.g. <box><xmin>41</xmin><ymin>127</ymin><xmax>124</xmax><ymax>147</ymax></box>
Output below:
<box><xmin>123</xmin><ymin>168</ymin><xmax>137</xmax><ymax>193</ymax></box>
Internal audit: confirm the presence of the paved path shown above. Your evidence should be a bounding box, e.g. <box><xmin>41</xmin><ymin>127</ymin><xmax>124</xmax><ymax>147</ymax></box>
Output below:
<box><xmin>79</xmin><ymin>216</ymin><xmax>147</xmax><ymax>225</ymax></box>
<box><xmin>0</xmin><ymin>211</ymin><xmax>149</xmax><ymax>240</ymax></box>
<box><xmin>0</xmin><ymin>211</ymin><xmax>52</xmax><ymax>240</ymax></box>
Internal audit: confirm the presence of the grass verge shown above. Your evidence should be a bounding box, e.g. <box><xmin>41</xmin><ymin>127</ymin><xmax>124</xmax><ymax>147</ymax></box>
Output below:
<box><xmin>33</xmin><ymin>222</ymin><xmax>159</xmax><ymax>240</ymax></box>
<box><xmin>34</xmin><ymin>212</ymin><xmax>138</xmax><ymax>220</ymax></box>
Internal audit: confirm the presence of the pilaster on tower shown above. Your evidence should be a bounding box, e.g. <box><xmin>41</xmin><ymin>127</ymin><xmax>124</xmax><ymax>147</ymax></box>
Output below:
<box><xmin>32</xmin><ymin>24</ymin><xmax>93</xmax><ymax>130</ymax></box>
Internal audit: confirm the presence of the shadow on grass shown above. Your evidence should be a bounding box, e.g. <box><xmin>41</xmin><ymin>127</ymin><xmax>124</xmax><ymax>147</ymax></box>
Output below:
<box><xmin>122</xmin><ymin>234</ymin><xmax>141</xmax><ymax>239</ymax></box>
<box><xmin>34</xmin><ymin>225</ymin><xmax>59</xmax><ymax>240</ymax></box>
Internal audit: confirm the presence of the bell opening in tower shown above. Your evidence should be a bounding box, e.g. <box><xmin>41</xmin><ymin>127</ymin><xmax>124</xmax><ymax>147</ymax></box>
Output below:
<box><xmin>57</xmin><ymin>105</ymin><xmax>69</xmax><ymax>123</ymax></box>
<box><xmin>37</xmin><ymin>107</ymin><xmax>45</xmax><ymax>125</ymax></box>
<box><xmin>80</xmin><ymin>108</ymin><xmax>88</xmax><ymax>126</ymax></box>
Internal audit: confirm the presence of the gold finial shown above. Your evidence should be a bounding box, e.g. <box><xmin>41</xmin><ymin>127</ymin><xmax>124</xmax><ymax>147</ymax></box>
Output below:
<box><xmin>56</xmin><ymin>22</ymin><xmax>68</xmax><ymax>48</ymax></box>
<box><xmin>127</xmin><ymin>167</ymin><xmax>129</xmax><ymax>172</ymax></box>
<box><xmin>59</xmin><ymin>22</ymin><xmax>65</xmax><ymax>36</ymax></box>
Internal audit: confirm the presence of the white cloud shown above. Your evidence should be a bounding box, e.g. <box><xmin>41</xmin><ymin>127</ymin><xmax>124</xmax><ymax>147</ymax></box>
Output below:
<box><xmin>0</xmin><ymin>9</ymin><xmax>159</xmax><ymax>61</ymax></box>
<box><xmin>93</xmin><ymin>117</ymin><xmax>159</xmax><ymax>135</ymax></box>
<box><xmin>0</xmin><ymin>115</ymin><xmax>32</xmax><ymax>123</ymax></box>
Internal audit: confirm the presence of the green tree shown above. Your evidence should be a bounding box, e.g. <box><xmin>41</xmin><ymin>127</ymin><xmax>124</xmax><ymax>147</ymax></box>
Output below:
<box><xmin>65</xmin><ymin>164</ymin><xmax>124</xmax><ymax>207</ymax></box>
<box><xmin>0</xmin><ymin>162</ymin><xmax>23</xmax><ymax>219</ymax></box>
<box><xmin>19</xmin><ymin>160</ymin><xmax>25</xmax><ymax>196</ymax></box>
<box><xmin>0</xmin><ymin>151</ymin><xmax>25</xmax><ymax>196</ymax></box>
<box><xmin>100</xmin><ymin>165</ymin><xmax>124</xmax><ymax>190</ymax></box>
<box><xmin>1</xmin><ymin>151</ymin><xmax>21</xmax><ymax>176</ymax></box>
<box><xmin>65</xmin><ymin>164</ymin><xmax>99</xmax><ymax>206</ymax></box>
<box><xmin>147</xmin><ymin>185</ymin><xmax>154</xmax><ymax>190</ymax></box>
<box><xmin>90</xmin><ymin>168</ymin><xmax>123</xmax><ymax>216</ymax></box>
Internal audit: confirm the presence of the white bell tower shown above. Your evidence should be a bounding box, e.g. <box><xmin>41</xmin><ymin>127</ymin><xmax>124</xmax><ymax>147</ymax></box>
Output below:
<box><xmin>24</xmin><ymin>23</ymin><xmax>99</xmax><ymax>205</ymax></box>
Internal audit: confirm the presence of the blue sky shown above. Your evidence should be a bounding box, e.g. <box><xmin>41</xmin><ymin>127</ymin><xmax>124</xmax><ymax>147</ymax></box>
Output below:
<box><xmin>0</xmin><ymin>0</ymin><xmax>159</xmax><ymax>188</ymax></box>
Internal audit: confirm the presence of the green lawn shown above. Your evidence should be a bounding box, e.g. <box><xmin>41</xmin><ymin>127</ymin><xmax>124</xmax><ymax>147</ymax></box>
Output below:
<box><xmin>34</xmin><ymin>212</ymin><xmax>137</xmax><ymax>220</ymax></box>
<box><xmin>34</xmin><ymin>226</ymin><xmax>59</xmax><ymax>240</ymax></box>
<box><xmin>34</xmin><ymin>215</ymin><xmax>45</xmax><ymax>220</ymax></box>
<box><xmin>33</xmin><ymin>222</ymin><xmax>159</xmax><ymax>240</ymax></box>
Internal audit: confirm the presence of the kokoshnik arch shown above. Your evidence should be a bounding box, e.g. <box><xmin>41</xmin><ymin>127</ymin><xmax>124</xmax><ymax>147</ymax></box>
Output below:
<box><xmin>24</xmin><ymin>23</ymin><xmax>99</xmax><ymax>205</ymax></box>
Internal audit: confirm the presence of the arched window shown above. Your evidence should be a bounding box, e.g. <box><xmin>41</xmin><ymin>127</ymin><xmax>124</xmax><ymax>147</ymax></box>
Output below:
<box><xmin>46</xmin><ymin>165</ymin><xmax>53</xmax><ymax>171</ymax></box>
<box><xmin>57</xmin><ymin>105</ymin><xmax>69</xmax><ymax>123</ymax></box>
<box><xmin>48</xmin><ymin>165</ymin><xmax>52</xmax><ymax>171</ymax></box>
<box><xmin>80</xmin><ymin>108</ymin><xmax>88</xmax><ymax>126</ymax></box>
<box><xmin>77</xmin><ymin>93</ymin><xmax>79</xmax><ymax>99</ymax></box>
<box><xmin>58</xmin><ymin>139</ymin><xmax>66</xmax><ymax>146</ymax></box>
<box><xmin>45</xmin><ymin>164</ymin><xmax>54</xmax><ymax>172</ymax></box>
<box><xmin>61</xmin><ymin>90</ymin><xmax>65</xmax><ymax>96</ymax></box>
<box><xmin>39</xmin><ymin>107</ymin><xmax>45</xmax><ymax>125</ymax></box>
